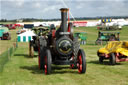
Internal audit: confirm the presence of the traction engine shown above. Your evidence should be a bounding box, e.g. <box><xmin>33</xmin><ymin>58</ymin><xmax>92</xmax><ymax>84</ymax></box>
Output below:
<box><xmin>38</xmin><ymin>8</ymin><xmax>87</xmax><ymax>74</ymax></box>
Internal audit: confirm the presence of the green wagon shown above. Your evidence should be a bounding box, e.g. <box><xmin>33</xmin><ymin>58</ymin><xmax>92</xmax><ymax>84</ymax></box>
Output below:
<box><xmin>95</xmin><ymin>31</ymin><xmax>120</xmax><ymax>45</ymax></box>
<box><xmin>74</xmin><ymin>32</ymin><xmax>87</xmax><ymax>45</ymax></box>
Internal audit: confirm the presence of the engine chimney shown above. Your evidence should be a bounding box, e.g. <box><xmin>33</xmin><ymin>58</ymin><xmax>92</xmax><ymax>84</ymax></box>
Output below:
<box><xmin>60</xmin><ymin>8</ymin><xmax>69</xmax><ymax>32</ymax></box>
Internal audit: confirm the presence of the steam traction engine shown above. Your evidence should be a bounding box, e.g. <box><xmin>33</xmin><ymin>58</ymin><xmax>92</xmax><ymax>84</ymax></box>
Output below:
<box><xmin>38</xmin><ymin>8</ymin><xmax>87</xmax><ymax>74</ymax></box>
<box><xmin>29</xmin><ymin>26</ymin><xmax>49</xmax><ymax>57</ymax></box>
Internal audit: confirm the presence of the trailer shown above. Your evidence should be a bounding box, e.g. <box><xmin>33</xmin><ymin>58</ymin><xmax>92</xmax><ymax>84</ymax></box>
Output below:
<box><xmin>95</xmin><ymin>31</ymin><xmax>120</xmax><ymax>45</ymax></box>
<box><xmin>97</xmin><ymin>41</ymin><xmax>128</xmax><ymax>65</ymax></box>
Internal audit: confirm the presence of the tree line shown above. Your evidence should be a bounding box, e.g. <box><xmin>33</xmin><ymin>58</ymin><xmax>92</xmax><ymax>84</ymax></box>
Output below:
<box><xmin>0</xmin><ymin>16</ymin><xmax>128</xmax><ymax>22</ymax></box>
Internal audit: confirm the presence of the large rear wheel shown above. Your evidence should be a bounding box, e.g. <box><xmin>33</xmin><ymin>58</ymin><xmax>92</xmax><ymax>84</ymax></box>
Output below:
<box><xmin>38</xmin><ymin>45</ymin><xmax>45</xmax><ymax>70</ymax></box>
<box><xmin>77</xmin><ymin>49</ymin><xmax>86</xmax><ymax>74</ymax></box>
<box><xmin>38</xmin><ymin>36</ymin><xmax>47</xmax><ymax>70</ymax></box>
<box><xmin>44</xmin><ymin>49</ymin><xmax>52</xmax><ymax>75</ymax></box>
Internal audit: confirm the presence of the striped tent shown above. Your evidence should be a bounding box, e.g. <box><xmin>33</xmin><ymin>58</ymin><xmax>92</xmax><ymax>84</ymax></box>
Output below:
<box><xmin>17</xmin><ymin>30</ymin><xmax>36</xmax><ymax>42</ymax></box>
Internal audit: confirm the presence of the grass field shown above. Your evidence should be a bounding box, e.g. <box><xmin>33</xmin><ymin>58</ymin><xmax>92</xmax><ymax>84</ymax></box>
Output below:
<box><xmin>0</xmin><ymin>29</ymin><xmax>18</xmax><ymax>54</ymax></box>
<box><xmin>0</xmin><ymin>26</ymin><xmax>128</xmax><ymax>85</ymax></box>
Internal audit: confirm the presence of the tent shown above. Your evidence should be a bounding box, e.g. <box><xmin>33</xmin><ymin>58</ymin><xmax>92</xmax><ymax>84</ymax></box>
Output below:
<box><xmin>73</xmin><ymin>21</ymin><xmax>87</xmax><ymax>27</ymax></box>
<box><xmin>17</xmin><ymin>30</ymin><xmax>36</xmax><ymax>42</ymax></box>
<box><xmin>86</xmin><ymin>22</ymin><xmax>98</xmax><ymax>27</ymax></box>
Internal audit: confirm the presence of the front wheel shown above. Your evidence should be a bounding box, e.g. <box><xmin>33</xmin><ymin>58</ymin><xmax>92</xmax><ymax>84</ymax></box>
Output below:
<box><xmin>44</xmin><ymin>49</ymin><xmax>52</xmax><ymax>75</ymax></box>
<box><xmin>77</xmin><ymin>49</ymin><xmax>86</xmax><ymax>74</ymax></box>
<box><xmin>109</xmin><ymin>53</ymin><xmax>116</xmax><ymax>65</ymax></box>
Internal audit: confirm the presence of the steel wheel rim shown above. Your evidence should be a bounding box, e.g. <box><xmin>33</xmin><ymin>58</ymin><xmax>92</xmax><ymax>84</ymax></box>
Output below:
<box><xmin>45</xmin><ymin>56</ymin><xmax>47</xmax><ymax>74</ymax></box>
<box><xmin>78</xmin><ymin>54</ymin><xmax>82</xmax><ymax>73</ymax></box>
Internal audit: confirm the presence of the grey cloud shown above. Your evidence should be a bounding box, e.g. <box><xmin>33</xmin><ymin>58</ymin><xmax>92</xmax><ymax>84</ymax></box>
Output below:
<box><xmin>0</xmin><ymin>0</ymin><xmax>128</xmax><ymax>20</ymax></box>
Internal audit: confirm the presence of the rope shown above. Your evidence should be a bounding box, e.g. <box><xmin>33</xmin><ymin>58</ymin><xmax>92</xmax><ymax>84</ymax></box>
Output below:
<box><xmin>68</xmin><ymin>9</ymin><xmax>70</xmax><ymax>23</ymax></box>
<box><xmin>61</xmin><ymin>0</ymin><xmax>76</xmax><ymax>22</ymax></box>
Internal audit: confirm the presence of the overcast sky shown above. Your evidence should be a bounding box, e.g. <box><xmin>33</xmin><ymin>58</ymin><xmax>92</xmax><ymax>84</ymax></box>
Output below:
<box><xmin>0</xmin><ymin>0</ymin><xmax>128</xmax><ymax>20</ymax></box>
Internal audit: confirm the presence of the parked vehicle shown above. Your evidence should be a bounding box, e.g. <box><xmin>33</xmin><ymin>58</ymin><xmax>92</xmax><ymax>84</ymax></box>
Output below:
<box><xmin>29</xmin><ymin>26</ymin><xmax>49</xmax><ymax>57</ymax></box>
<box><xmin>0</xmin><ymin>25</ymin><xmax>11</xmax><ymax>40</ymax></box>
<box><xmin>74</xmin><ymin>32</ymin><xmax>87</xmax><ymax>45</ymax></box>
<box><xmin>97</xmin><ymin>41</ymin><xmax>128</xmax><ymax>65</ymax></box>
<box><xmin>97</xmin><ymin>24</ymin><xmax>122</xmax><ymax>30</ymax></box>
<box><xmin>95</xmin><ymin>31</ymin><xmax>120</xmax><ymax>45</ymax></box>
<box><xmin>29</xmin><ymin>8</ymin><xmax>87</xmax><ymax>75</ymax></box>
<box><xmin>5</xmin><ymin>24</ymin><xmax>16</xmax><ymax>30</ymax></box>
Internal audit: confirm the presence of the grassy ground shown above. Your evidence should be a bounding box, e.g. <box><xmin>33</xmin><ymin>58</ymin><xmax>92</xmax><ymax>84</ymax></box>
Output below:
<box><xmin>0</xmin><ymin>22</ymin><xmax>16</xmax><ymax>24</ymax></box>
<box><xmin>0</xmin><ymin>26</ymin><xmax>128</xmax><ymax>85</ymax></box>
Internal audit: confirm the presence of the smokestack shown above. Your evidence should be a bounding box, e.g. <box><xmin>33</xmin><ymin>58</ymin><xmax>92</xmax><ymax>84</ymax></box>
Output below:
<box><xmin>60</xmin><ymin>8</ymin><xmax>69</xmax><ymax>32</ymax></box>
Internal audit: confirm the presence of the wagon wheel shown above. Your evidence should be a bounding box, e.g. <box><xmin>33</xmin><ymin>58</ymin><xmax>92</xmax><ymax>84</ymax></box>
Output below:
<box><xmin>99</xmin><ymin>57</ymin><xmax>103</xmax><ymax>63</ymax></box>
<box><xmin>38</xmin><ymin>45</ymin><xmax>44</xmax><ymax>70</ymax></box>
<box><xmin>97</xmin><ymin>52</ymin><xmax>103</xmax><ymax>63</ymax></box>
<box><xmin>29</xmin><ymin>41</ymin><xmax>34</xmax><ymax>57</ymax></box>
<box><xmin>44</xmin><ymin>49</ymin><xmax>52</xmax><ymax>75</ymax></box>
<box><xmin>38</xmin><ymin>36</ymin><xmax>47</xmax><ymax>70</ymax></box>
<box><xmin>77</xmin><ymin>49</ymin><xmax>86</xmax><ymax>74</ymax></box>
<box><xmin>109</xmin><ymin>53</ymin><xmax>116</xmax><ymax>65</ymax></box>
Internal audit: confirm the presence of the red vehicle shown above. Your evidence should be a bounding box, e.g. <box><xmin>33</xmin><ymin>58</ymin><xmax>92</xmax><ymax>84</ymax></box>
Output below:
<box><xmin>2</xmin><ymin>32</ymin><xmax>11</xmax><ymax>40</ymax></box>
<box><xmin>14</xmin><ymin>24</ymin><xmax>22</xmax><ymax>27</ymax></box>
<box><xmin>73</xmin><ymin>21</ymin><xmax>87</xmax><ymax>27</ymax></box>
<box><xmin>5</xmin><ymin>24</ymin><xmax>22</xmax><ymax>30</ymax></box>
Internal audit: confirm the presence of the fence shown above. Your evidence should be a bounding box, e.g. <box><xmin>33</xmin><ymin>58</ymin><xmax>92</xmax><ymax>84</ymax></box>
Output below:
<box><xmin>0</xmin><ymin>41</ymin><xmax>18</xmax><ymax>72</ymax></box>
